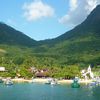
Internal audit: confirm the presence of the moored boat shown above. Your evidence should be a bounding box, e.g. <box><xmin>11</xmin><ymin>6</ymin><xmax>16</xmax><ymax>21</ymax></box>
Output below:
<box><xmin>51</xmin><ymin>79</ymin><xmax>57</xmax><ymax>85</ymax></box>
<box><xmin>45</xmin><ymin>78</ymin><xmax>57</xmax><ymax>85</ymax></box>
<box><xmin>0</xmin><ymin>77</ymin><xmax>3</xmax><ymax>83</ymax></box>
<box><xmin>5</xmin><ymin>78</ymin><xmax>13</xmax><ymax>86</ymax></box>
<box><xmin>71</xmin><ymin>77</ymin><xmax>80</xmax><ymax>88</ymax></box>
<box><xmin>89</xmin><ymin>77</ymin><xmax>100</xmax><ymax>86</ymax></box>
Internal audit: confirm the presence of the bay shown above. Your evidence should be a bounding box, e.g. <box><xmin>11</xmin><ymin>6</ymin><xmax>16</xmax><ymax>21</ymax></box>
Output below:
<box><xmin>0</xmin><ymin>83</ymin><xmax>99</xmax><ymax>100</ymax></box>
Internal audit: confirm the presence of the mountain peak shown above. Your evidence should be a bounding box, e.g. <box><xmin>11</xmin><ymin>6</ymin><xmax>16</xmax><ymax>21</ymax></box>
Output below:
<box><xmin>51</xmin><ymin>4</ymin><xmax>100</xmax><ymax>43</ymax></box>
<box><xmin>0</xmin><ymin>22</ymin><xmax>36</xmax><ymax>47</ymax></box>
<box><xmin>85</xmin><ymin>5</ymin><xmax>100</xmax><ymax>23</ymax></box>
<box><xmin>80</xmin><ymin>4</ymin><xmax>100</xmax><ymax>33</ymax></box>
<box><xmin>95</xmin><ymin>4</ymin><xmax>100</xmax><ymax>9</ymax></box>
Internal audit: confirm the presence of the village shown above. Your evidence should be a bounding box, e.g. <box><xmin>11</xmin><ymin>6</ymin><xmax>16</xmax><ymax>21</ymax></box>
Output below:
<box><xmin>0</xmin><ymin>65</ymin><xmax>99</xmax><ymax>86</ymax></box>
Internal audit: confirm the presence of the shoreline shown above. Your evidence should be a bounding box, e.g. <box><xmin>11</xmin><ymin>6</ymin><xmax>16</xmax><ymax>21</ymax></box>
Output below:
<box><xmin>11</xmin><ymin>78</ymin><xmax>92</xmax><ymax>84</ymax></box>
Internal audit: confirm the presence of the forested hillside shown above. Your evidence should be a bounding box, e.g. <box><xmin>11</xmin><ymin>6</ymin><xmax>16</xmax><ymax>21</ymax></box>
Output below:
<box><xmin>0</xmin><ymin>22</ymin><xmax>36</xmax><ymax>47</ymax></box>
<box><xmin>0</xmin><ymin>5</ymin><xmax>100</xmax><ymax>76</ymax></box>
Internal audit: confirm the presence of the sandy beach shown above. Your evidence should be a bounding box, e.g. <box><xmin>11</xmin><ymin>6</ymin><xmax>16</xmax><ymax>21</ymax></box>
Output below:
<box><xmin>12</xmin><ymin>78</ymin><xmax>32</xmax><ymax>83</ymax></box>
<box><xmin>11</xmin><ymin>78</ymin><xmax>93</xmax><ymax>84</ymax></box>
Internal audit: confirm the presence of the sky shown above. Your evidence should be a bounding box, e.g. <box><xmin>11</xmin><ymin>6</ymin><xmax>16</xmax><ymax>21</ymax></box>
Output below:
<box><xmin>0</xmin><ymin>0</ymin><xmax>100</xmax><ymax>40</ymax></box>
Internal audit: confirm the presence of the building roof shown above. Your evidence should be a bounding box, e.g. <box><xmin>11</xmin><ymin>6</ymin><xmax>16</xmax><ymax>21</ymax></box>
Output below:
<box><xmin>0</xmin><ymin>67</ymin><xmax>5</xmax><ymax>71</ymax></box>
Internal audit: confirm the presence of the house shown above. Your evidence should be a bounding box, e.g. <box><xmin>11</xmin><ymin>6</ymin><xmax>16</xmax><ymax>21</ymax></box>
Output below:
<box><xmin>35</xmin><ymin>69</ymin><xmax>49</xmax><ymax>78</ymax></box>
<box><xmin>29</xmin><ymin>66</ymin><xmax>38</xmax><ymax>73</ymax></box>
<box><xmin>35</xmin><ymin>72</ymin><xmax>49</xmax><ymax>78</ymax></box>
<box><xmin>0</xmin><ymin>67</ymin><xmax>5</xmax><ymax>71</ymax></box>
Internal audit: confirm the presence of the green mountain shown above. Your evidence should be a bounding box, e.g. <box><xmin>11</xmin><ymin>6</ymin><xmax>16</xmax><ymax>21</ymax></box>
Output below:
<box><xmin>0</xmin><ymin>22</ymin><xmax>36</xmax><ymax>47</ymax></box>
<box><xmin>39</xmin><ymin>5</ymin><xmax>100</xmax><ymax>45</ymax></box>
<box><xmin>0</xmin><ymin>5</ymin><xmax>100</xmax><ymax>67</ymax></box>
<box><xmin>36</xmin><ymin>5</ymin><xmax>100</xmax><ymax>65</ymax></box>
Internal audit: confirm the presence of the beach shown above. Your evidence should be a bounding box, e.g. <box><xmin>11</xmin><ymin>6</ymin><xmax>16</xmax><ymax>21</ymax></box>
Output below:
<box><xmin>11</xmin><ymin>78</ymin><xmax>92</xmax><ymax>84</ymax></box>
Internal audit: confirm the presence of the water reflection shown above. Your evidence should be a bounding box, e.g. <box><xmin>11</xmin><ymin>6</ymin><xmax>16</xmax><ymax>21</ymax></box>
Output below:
<box><xmin>0</xmin><ymin>83</ymin><xmax>99</xmax><ymax>100</ymax></box>
<box><xmin>92</xmin><ymin>86</ymin><xmax>100</xmax><ymax>100</ymax></box>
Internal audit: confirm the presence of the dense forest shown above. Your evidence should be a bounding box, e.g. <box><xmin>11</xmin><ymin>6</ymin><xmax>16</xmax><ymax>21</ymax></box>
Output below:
<box><xmin>0</xmin><ymin>5</ymin><xmax>100</xmax><ymax>78</ymax></box>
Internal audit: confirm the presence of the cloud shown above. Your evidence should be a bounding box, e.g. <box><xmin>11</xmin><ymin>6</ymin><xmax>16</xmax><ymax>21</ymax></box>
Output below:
<box><xmin>22</xmin><ymin>0</ymin><xmax>55</xmax><ymax>21</ymax></box>
<box><xmin>70</xmin><ymin>0</ymin><xmax>78</xmax><ymax>11</ymax></box>
<box><xmin>59</xmin><ymin>0</ymin><xmax>100</xmax><ymax>27</ymax></box>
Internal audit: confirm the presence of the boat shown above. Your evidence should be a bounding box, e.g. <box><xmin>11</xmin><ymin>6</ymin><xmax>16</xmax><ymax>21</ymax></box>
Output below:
<box><xmin>0</xmin><ymin>79</ymin><xmax>3</xmax><ymax>83</ymax></box>
<box><xmin>5</xmin><ymin>78</ymin><xmax>13</xmax><ymax>86</ymax></box>
<box><xmin>71</xmin><ymin>77</ymin><xmax>80</xmax><ymax>88</ymax></box>
<box><xmin>45</xmin><ymin>79</ymin><xmax>51</xmax><ymax>84</ymax></box>
<box><xmin>89</xmin><ymin>77</ymin><xmax>100</xmax><ymax>86</ymax></box>
<box><xmin>51</xmin><ymin>79</ymin><xmax>57</xmax><ymax>85</ymax></box>
<box><xmin>45</xmin><ymin>78</ymin><xmax>57</xmax><ymax>85</ymax></box>
<box><xmin>0</xmin><ymin>77</ymin><xmax>3</xmax><ymax>83</ymax></box>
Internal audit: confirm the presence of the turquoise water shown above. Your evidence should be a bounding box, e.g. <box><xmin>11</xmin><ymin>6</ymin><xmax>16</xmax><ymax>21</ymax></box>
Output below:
<box><xmin>0</xmin><ymin>83</ymin><xmax>99</xmax><ymax>100</ymax></box>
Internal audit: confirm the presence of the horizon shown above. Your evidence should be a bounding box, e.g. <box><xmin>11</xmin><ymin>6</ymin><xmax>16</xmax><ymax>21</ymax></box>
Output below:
<box><xmin>0</xmin><ymin>0</ymin><xmax>100</xmax><ymax>40</ymax></box>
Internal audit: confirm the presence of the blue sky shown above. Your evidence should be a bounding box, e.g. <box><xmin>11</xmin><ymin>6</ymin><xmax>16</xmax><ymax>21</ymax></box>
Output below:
<box><xmin>0</xmin><ymin>0</ymin><xmax>100</xmax><ymax>40</ymax></box>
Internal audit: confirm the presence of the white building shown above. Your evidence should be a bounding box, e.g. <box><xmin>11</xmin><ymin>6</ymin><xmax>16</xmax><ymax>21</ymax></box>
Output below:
<box><xmin>0</xmin><ymin>67</ymin><xmax>5</xmax><ymax>71</ymax></box>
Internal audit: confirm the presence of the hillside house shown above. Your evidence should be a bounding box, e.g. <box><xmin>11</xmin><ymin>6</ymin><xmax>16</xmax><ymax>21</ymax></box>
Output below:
<box><xmin>0</xmin><ymin>67</ymin><xmax>5</xmax><ymax>71</ymax></box>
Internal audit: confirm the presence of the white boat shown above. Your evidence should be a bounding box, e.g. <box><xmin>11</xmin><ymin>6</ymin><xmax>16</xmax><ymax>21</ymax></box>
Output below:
<box><xmin>5</xmin><ymin>79</ymin><xmax>13</xmax><ymax>85</ymax></box>
<box><xmin>45</xmin><ymin>79</ymin><xmax>51</xmax><ymax>84</ymax></box>
<box><xmin>45</xmin><ymin>78</ymin><xmax>57</xmax><ymax>85</ymax></box>
<box><xmin>89</xmin><ymin>77</ymin><xmax>100</xmax><ymax>86</ymax></box>
<box><xmin>50</xmin><ymin>80</ymin><xmax>57</xmax><ymax>85</ymax></box>
<box><xmin>0</xmin><ymin>77</ymin><xmax>3</xmax><ymax>83</ymax></box>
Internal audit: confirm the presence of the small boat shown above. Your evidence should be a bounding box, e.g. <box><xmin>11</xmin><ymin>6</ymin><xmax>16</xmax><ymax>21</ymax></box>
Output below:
<box><xmin>0</xmin><ymin>79</ymin><xmax>3</xmax><ymax>83</ymax></box>
<box><xmin>0</xmin><ymin>78</ymin><xmax>3</xmax><ymax>83</ymax></box>
<box><xmin>0</xmin><ymin>77</ymin><xmax>3</xmax><ymax>83</ymax></box>
<box><xmin>89</xmin><ymin>81</ymin><xmax>100</xmax><ymax>86</ymax></box>
<box><xmin>71</xmin><ymin>77</ymin><xmax>80</xmax><ymax>88</ymax></box>
<box><xmin>5</xmin><ymin>78</ymin><xmax>13</xmax><ymax>86</ymax></box>
<box><xmin>89</xmin><ymin>77</ymin><xmax>100</xmax><ymax>87</ymax></box>
<box><xmin>45</xmin><ymin>78</ymin><xmax>57</xmax><ymax>85</ymax></box>
<box><xmin>45</xmin><ymin>79</ymin><xmax>51</xmax><ymax>84</ymax></box>
<box><xmin>51</xmin><ymin>79</ymin><xmax>57</xmax><ymax>85</ymax></box>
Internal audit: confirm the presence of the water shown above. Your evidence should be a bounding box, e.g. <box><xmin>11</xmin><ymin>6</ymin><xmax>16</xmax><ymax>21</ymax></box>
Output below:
<box><xmin>0</xmin><ymin>83</ymin><xmax>99</xmax><ymax>100</ymax></box>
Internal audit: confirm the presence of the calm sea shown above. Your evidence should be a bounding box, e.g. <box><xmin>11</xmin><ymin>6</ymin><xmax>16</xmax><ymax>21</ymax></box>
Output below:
<box><xmin>0</xmin><ymin>83</ymin><xmax>99</xmax><ymax>100</ymax></box>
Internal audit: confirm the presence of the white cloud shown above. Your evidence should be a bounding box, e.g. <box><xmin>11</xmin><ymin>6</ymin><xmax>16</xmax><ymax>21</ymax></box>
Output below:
<box><xmin>85</xmin><ymin>0</ymin><xmax>97</xmax><ymax>13</ymax></box>
<box><xmin>22</xmin><ymin>0</ymin><xmax>55</xmax><ymax>21</ymax></box>
<box><xmin>70</xmin><ymin>0</ymin><xmax>78</xmax><ymax>11</ymax></box>
<box><xmin>59</xmin><ymin>0</ymin><xmax>100</xmax><ymax>27</ymax></box>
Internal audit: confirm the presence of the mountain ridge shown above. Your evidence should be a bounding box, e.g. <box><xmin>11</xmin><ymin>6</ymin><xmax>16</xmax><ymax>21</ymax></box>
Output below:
<box><xmin>0</xmin><ymin>22</ymin><xmax>37</xmax><ymax>47</ymax></box>
<box><xmin>34</xmin><ymin>5</ymin><xmax>100</xmax><ymax>65</ymax></box>
<box><xmin>0</xmin><ymin>5</ymin><xmax>100</xmax><ymax>66</ymax></box>
<box><xmin>38</xmin><ymin>5</ymin><xmax>100</xmax><ymax>46</ymax></box>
